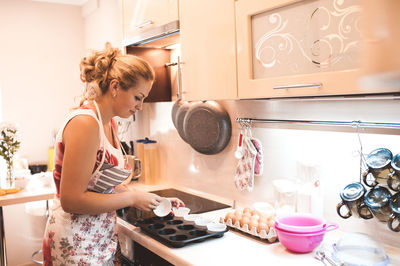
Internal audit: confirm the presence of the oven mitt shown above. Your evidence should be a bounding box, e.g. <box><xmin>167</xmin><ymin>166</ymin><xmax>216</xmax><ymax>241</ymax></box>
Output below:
<box><xmin>250</xmin><ymin>137</ymin><xmax>263</xmax><ymax>176</ymax></box>
<box><xmin>234</xmin><ymin>136</ymin><xmax>257</xmax><ymax>191</ymax></box>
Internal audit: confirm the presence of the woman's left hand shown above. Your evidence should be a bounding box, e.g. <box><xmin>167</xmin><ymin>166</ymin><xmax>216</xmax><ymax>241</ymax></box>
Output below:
<box><xmin>168</xmin><ymin>197</ymin><xmax>185</xmax><ymax>208</ymax></box>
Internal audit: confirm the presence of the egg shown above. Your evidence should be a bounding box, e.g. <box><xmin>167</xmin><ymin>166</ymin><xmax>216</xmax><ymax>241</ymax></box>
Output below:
<box><xmin>267</xmin><ymin>218</ymin><xmax>275</xmax><ymax>228</ymax></box>
<box><xmin>257</xmin><ymin>222</ymin><xmax>269</xmax><ymax>234</ymax></box>
<box><xmin>232</xmin><ymin>214</ymin><xmax>242</xmax><ymax>225</ymax></box>
<box><xmin>225</xmin><ymin>212</ymin><xmax>235</xmax><ymax>223</ymax></box>
<box><xmin>251</xmin><ymin>209</ymin><xmax>261</xmax><ymax>216</ymax></box>
<box><xmin>234</xmin><ymin>209</ymin><xmax>243</xmax><ymax>216</ymax></box>
<box><xmin>242</xmin><ymin>212</ymin><xmax>251</xmax><ymax>219</ymax></box>
<box><xmin>240</xmin><ymin>216</ymin><xmax>251</xmax><ymax>228</ymax></box>
<box><xmin>251</xmin><ymin>214</ymin><xmax>260</xmax><ymax>221</ymax></box>
<box><xmin>243</xmin><ymin>207</ymin><xmax>252</xmax><ymax>215</ymax></box>
<box><xmin>249</xmin><ymin>219</ymin><xmax>258</xmax><ymax>231</ymax></box>
<box><xmin>258</xmin><ymin>215</ymin><xmax>268</xmax><ymax>224</ymax></box>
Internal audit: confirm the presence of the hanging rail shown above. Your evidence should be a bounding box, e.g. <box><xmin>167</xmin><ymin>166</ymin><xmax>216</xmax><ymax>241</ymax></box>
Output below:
<box><xmin>235</xmin><ymin>118</ymin><xmax>400</xmax><ymax>129</ymax></box>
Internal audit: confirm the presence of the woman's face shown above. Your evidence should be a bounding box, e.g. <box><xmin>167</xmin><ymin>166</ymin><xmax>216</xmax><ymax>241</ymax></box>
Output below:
<box><xmin>114</xmin><ymin>78</ymin><xmax>153</xmax><ymax>118</ymax></box>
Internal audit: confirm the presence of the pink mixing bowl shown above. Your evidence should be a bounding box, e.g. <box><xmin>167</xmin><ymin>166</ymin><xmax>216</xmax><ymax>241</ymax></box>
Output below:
<box><xmin>275</xmin><ymin>226</ymin><xmax>327</xmax><ymax>253</ymax></box>
<box><xmin>274</xmin><ymin>213</ymin><xmax>338</xmax><ymax>253</ymax></box>
<box><xmin>275</xmin><ymin>213</ymin><xmax>337</xmax><ymax>233</ymax></box>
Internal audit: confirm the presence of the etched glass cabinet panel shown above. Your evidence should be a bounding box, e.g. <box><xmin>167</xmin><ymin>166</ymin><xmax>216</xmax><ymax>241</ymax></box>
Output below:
<box><xmin>251</xmin><ymin>0</ymin><xmax>361</xmax><ymax>79</ymax></box>
<box><xmin>236</xmin><ymin>0</ymin><xmax>398</xmax><ymax>99</ymax></box>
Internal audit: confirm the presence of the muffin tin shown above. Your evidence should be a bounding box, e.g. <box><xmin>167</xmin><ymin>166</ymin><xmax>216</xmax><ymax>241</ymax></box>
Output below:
<box><xmin>135</xmin><ymin>214</ymin><xmax>229</xmax><ymax>248</ymax></box>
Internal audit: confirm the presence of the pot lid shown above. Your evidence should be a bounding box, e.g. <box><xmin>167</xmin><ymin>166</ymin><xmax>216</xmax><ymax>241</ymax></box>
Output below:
<box><xmin>364</xmin><ymin>186</ymin><xmax>391</xmax><ymax>208</ymax></box>
<box><xmin>340</xmin><ymin>182</ymin><xmax>365</xmax><ymax>201</ymax></box>
<box><xmin>390</xmin><ymin>192</ymin><xmax>400</xmax><ymax>214</ymax></box>
<box><xmin>365</xmin><ymin>148</ymin><xmax>392</xmax><ymax>169</ymax></box>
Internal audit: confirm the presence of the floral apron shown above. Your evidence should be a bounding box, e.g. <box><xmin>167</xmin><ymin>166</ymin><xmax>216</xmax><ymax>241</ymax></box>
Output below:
<box><xmin>43</xmin><ymin>101</ymin><xmax>131</xmax><ymax>265</ymax></box>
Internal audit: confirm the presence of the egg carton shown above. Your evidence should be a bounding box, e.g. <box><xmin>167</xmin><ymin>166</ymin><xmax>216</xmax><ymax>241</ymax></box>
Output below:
<box><xmin>219</xmin><ymin>217</ymin><xmax>278</xmax><ymax>243</ymax></box>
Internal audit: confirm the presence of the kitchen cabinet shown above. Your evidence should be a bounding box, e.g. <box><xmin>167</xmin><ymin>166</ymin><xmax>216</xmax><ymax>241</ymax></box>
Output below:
<box><xmin>236</xmin><ymin>0</ymin><xmax>399</xmax><ymax>99</ymax></box>
<box><xmin>179</xmin><ymin>0</ymin><xmax>237</xmax><ymax>101</ymax></box>
<box><xmin>122</xmin><ymin>0</ymin><xmax>179</xmax><ymax>42</ymax></box>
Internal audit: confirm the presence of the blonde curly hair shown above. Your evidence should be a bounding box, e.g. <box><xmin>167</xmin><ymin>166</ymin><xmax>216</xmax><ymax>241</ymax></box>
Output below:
<box><xmin>79</xmin><ymin>43</ymin><xmax>155</xmax><ymax>105</ymax></box>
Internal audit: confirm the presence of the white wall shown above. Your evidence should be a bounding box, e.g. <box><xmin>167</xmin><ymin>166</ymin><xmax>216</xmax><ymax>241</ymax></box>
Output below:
<box><xmin>0</xmin><ymin>0</ymin><xmax>84</xmax><ymax>164</ymax></box>
<box><xmin>0</xmin><ymin>0</ymin><xmax>85</xmax><ymax>264</ymax></box>
<box><xmin>83</xmin><ymin>0</ymin><xmax>123</xmax><ymax>51</ymax></box>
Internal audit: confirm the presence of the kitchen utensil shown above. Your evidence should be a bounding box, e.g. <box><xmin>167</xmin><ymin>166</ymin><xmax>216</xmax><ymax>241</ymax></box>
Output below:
<box><xmin>273</xmin><ymin>179</ymin><xmax>297</xmax><ymax>216</ymax></box>
<box><xmin>274</xmin><ymin>225</ymin><xmax>334</xmax><ymax>253</ymax></box>
<box><xmin>136</xmin><ymin>138</ymin><xmax>158</xmax><ymax>185</ymax></box>
<box><xmin>135</xmin><ymin>214</ymin><xmax>228</xmax><ymax>248</ymax></box>
<box><xmin>123</xmin><ymin>155</ymin><xmax>142</xmax><ymax>183</ymax></box>
<box><xmin>183</xmin><ymin>214</ymin><xmax>200</xmax><ymax>222</ymax></box>
<box><xmin>331</xmin><ymin>233</ymin><xmax>389</xmax><ymax>266</ymax></box>
<box><xmin>175</xmin><ymin>101</ymin><xmax>192</xmax><ymax>143</ymax></box>
<box><xmin>234</xmin><ymin>131</ymin><xmax>244</xmax><ymax>159</ymax></box>
<box><xmin>275</xmin><ymin>213</ymin><xmax>338</xmax><ymax>234</ymax></box>
<box><xmin>315</xmin><ymin>250</ymin><xmax>342</xmax><ymax>266</ymax></box>
<box><xmin>388</xmin><ymin>153</ymin><xmax>400</xmax><ymax>191</ymax></box>
<box><xmin>173</xmin><ymin>207</ymin><xmax>190</xmax><ymax>217</ymax></box>
<box><xmin>363</xmin><ymin>148</ymin><xmax>399</xmax><ymax>191</ymax></box>
<box><xmin>206</xmin><ymin>222</ymin><xmax>227</xmax><ymax>232</ymax></box>
<box><xmin>359</xmin><ymin>185</ymin><xmax>392</xmax><ymax>222</ymax></box>
<box><xmin>153</xmin><ymin>197</ymin><xmax>172</xmax><ymax>217</ymax></box>
<box><xmin>388</xmin><ymin>191</ymin><xmax>400</xmax><ymax>232</ymax></box>
<box><xmin>337</xmin><ymin>182</ymin><xmax>372</xmax><ymax>219</ymax></box>
<box><xmin>182</xmin><ymin>101</ymin><xmax>232</xmax><ymax>155</ymax></box>
<box><xmin>171</xmin><ymin>99</ymin><xmax>183</xmax><ymax>129</ymax></box>
<box><xmin>194</xmin><ymin>217</ymin><xmax>212</xmax><ymax>227</ymax></box>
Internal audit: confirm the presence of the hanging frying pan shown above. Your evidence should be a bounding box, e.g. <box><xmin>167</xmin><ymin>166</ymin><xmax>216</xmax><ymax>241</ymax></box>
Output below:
<box><xmin>183</xmin><ymin>101</ymin><xmax>231</xmax><ymax>155</ymax></box>
<box><xmin>175</xmin><ymin>101</ymin><xmax>192</xmax><ymax>143</ymax></box>
<box><xmin>171</xmin><ymin>99</ymin><xmax>183</xmax><ymax>128</ymax></box>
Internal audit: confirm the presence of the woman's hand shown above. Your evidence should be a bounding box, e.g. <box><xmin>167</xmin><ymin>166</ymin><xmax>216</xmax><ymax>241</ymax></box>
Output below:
<box><xmin>132</xmin><ymin>191</ymin><xmax>162</xmax><ymax>211</ymax></box>
<box><xmin>168</xmin><ymin>197</ymin><xmax>185</xmax><ymax>208</ymax></box>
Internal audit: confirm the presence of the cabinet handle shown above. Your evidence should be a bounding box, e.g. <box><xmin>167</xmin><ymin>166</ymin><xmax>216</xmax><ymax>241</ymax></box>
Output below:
<box><xmin>273</xmin><ymin>83</ymin><xmax>322</xmax><ymax>90</ymax></box>
<box><xmin>134</xmin><ymin>20</ymin><xmax>153</xmax><ymax>29</ymax></box>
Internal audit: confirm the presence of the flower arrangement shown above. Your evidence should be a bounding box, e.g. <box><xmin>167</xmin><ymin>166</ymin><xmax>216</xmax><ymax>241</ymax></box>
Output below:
<box><xmin>0</xmin><ymin>122</ymin><xmax>20</xmax><ymax>187</ymax></box>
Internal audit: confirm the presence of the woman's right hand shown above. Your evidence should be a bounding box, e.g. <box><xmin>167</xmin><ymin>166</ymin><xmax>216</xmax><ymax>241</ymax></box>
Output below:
<box><xmin>132</xmin><ymin>190</ymin><xmax>163</xmax><ymax>211</ymax></box>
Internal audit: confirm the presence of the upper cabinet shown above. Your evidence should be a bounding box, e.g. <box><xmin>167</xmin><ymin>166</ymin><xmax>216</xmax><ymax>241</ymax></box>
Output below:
<box><xmin>179</xmin><ymin>0</ymin><xmax>237</xmax><ymax>101</ymax></box>
<box><xmin>236</xmin><ymin>0</ymin><xmax>400</xmax><ymax>99</ymax></box>
<box><xmin>122</xmin><ymin>0</ymin><xmax>179</xmax><ymax>42</ymax></box>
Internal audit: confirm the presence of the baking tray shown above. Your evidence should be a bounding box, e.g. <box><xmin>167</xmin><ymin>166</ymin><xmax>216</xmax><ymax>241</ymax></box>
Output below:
<box><xmin>135</xmin><ymin>214</ymin><xmax>229</xmax><ymax>248</ymax></box>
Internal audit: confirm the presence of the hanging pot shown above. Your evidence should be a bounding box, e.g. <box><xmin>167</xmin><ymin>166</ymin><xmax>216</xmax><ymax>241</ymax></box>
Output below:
<box><xmin>183</xmin><ymin>101</ymin><xmax>231</xmax><ymax>155</ymax></box>
<box><xmin>175</xmin><ymin>101</ymin><xmax>192</xmax><ymax>143</ymax></box>
<box><xmin>171</xmin><ymin>99</ymin><xmax>183</xmax><ymax>129</ymax></box>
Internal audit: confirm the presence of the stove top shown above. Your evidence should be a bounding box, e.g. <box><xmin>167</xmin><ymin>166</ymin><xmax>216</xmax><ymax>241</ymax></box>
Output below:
<box><xmin>117</xmin><ymin>188</ymin><xmax>230</xmax><ymax>224</ymax></box>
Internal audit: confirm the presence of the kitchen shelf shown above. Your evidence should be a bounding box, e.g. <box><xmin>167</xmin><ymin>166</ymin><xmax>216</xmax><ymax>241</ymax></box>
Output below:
<box><xmin>235</xmin><ymin>118</ymin><xmax>400</xmax><ymax>130</ymax></box>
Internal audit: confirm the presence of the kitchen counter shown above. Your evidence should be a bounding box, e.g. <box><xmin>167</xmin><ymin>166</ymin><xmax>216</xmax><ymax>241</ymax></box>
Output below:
<box><xmin>0</xmin><ymin>187</ymin><xmax>55</xmax><ymax>207</ymax></box>
<box><xmin>118</xmin><ymin>183</ymin><xmax>400</xmax><ymax>266</ymax></box>
<box><xmin>0</xmin><ymin>186</ymin><xmax>56</xmax><ymax>266</ymax></box>
<box><xmin>118</xmin><ymin>208</ymin><xmax>322</xmax><ymax>266</ymax></box>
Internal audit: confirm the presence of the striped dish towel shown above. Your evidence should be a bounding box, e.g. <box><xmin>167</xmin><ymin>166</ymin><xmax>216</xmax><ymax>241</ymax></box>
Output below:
<box><xmin>92</xmin><ymin>162</ymin><xmax>131</xmax><ymax>193</ymax></box>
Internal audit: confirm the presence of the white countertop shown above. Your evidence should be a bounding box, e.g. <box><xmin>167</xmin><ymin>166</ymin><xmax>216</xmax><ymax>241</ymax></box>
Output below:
<box><xmin>117</xmin><ymin>183</ymin><xmax>400</xmax><ymax>266</ymax></box>
<box><xmin>0</xmin><ymin>187</ymin><xmax>55</xmax><ymax>207</ymax></box>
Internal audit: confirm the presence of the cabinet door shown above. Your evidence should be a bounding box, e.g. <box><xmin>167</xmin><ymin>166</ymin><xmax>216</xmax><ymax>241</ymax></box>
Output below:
<box><xmin>179</xmin><ymin>0</ymin><xmax>237</xmax><ymax>101</ymax></box>
<box><xmin>236</xmin><ymin>0</ymin><xmax>396</xmax><ymax>99</ymax></box>
<box><xmin>122</xmin><ymin>0</ymin><xmax>178</xmax><ymax>40</ymax></box>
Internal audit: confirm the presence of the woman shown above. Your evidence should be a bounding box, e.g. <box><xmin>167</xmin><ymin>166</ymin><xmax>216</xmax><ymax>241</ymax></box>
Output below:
<box><xmin>43</xmin><ymin>46</ymin><xmax>184</xmax><ymax>265</ymax></box>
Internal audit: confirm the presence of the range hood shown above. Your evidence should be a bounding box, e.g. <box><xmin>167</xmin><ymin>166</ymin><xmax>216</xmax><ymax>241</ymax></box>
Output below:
<box><xmin>122</xmin><ymin>20</ymin><xmax>180</xmax><ymax>48</ymax></box>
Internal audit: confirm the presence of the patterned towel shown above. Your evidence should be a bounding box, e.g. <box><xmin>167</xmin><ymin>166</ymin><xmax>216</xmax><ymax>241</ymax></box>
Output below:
<box><xmin>235</xmin><ymin>137</ymin><xmax>257</xmax><ymax>191</ymax></box>
<box><xmin>251</xmin><ymin>138</ymin><xmax>263</xmax><ymax>176</ymax></box>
